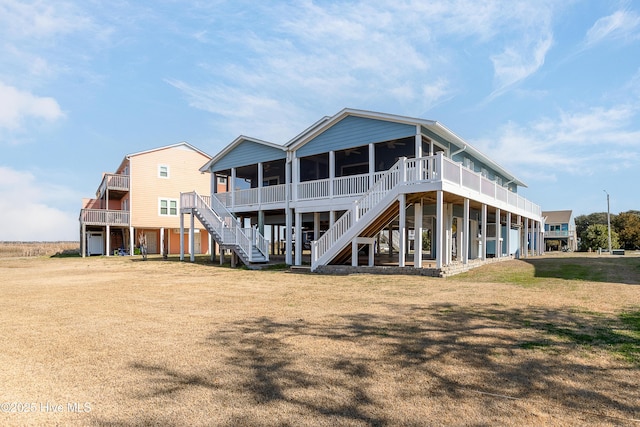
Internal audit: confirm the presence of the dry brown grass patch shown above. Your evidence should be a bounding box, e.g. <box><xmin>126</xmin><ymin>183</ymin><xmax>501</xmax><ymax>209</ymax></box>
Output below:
<box><xmin>0</xmin><ymin>255</ymin><xmax>638</xmax><ymax>426</ymax></box>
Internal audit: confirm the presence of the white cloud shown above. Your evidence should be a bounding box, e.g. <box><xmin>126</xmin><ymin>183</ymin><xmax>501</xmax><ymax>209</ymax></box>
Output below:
<box><xmin>0</xmin><ymin>166</ymin><xmax>79</xmax><ymax>241</ymax></box>
<box><xmin>0</xmin><ymin>0</ymin><xmax>92</xmax><ymax>39</ymax></box>
<box><xmin>0</xmin><ymin>81</ymin><xmax>64</xmax><ymax>131</ymax></box>
<box><xmin>472</xmin><ymin>103</ymin><xmax>640</xmax><ymax>177</ymax></box>
<box><xmin>584</xmin><ymin>9</ymin><xmax>640</xmax><ymax>47</ymax></box>
<box><xmin>490</xmin><ymin>33</ymin><xmax>553</xmax><ymax>98</ymax></box>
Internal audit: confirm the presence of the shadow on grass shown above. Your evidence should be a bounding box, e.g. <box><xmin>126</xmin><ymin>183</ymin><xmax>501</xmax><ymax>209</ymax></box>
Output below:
<box><xmin>523</xmin><ymin>256</ymin><xmax>640</xmax><ymax>285</ymax></box>
<box><xmin>112</xmin><ymin>304</ymin><xmax>640</xmax><ymax>426</ymax></box>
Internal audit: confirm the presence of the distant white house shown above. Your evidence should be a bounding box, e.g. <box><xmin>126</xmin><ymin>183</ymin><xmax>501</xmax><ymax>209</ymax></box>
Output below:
<box><xmin>180</xmin><ymin>108</ymin><xmax>544</xmax><ymax>275</ymax></box>
<box><xmin>542</xmin><ymin>210</ymin><xmax>577</xmax><ymax>251</ymax></box>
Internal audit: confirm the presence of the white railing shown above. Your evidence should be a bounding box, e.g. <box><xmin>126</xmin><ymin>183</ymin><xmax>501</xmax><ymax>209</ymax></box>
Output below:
<box><xmin>333</xmin><ymin>174</ymin><xmax>370</xmax><ymax>197</ymax></box>
<box><xmin>80</xmin><ymin>209</ymin><xmax>129</xmax><ymax>225</ymax></box>
<box><xmin>211</xmin><ymin>154</ymin><xmax>542</xmax><ymax>219</ymax></box>
<box><xmin>545</xmin><ymin>230</ymin><xmax>572</xmax><ymax>238</ymax></box>
<box><xmin>313</xmin><ymin>159</ymin><xmax>406</xmax><ymax>267</ymax></box>
<box><xmin>311</xmin><ymin>153</ymin><xmax>543</xmax><ymax>269</ymax></box>
<box><xmin>181</xmin><ymin>191</ymin><xmax>269</xmax><ymax>262</ymax></box>
<box><xmin>98</xmin><ymin>173</ymin><xmax>129</xmax><ymax>197</ymax></box>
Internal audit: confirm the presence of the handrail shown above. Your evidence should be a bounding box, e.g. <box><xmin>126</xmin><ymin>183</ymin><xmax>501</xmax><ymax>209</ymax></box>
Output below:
<box><xmin>181</xmin><ymin>191</ymin><xmax>269</xmax><ymax>262</ymax></box>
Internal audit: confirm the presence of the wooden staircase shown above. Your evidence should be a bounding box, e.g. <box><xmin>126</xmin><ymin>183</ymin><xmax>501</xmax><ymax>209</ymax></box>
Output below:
<box><xmin>180</xmin><ymin>191</ymin><xmax>269</xmax><ymax>265</ymax></box>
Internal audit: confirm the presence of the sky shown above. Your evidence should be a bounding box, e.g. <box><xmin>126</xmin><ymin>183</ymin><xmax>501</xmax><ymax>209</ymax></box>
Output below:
<box><xmin>1</xmin><ymin>0</ymin><xmax>639</xmax><ymax>241</ymax></box>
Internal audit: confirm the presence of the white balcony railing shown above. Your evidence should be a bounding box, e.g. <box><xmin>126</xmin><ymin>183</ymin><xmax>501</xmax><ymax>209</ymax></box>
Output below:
<box><xmin>212</xmin><ymin>154</ymin><xmax>542</xmax><ymax>218</ymax></box>
<box><xmin>80</xmin><ymin>209</ymin><xmax>130</xmax><ymax>226</ymax></box>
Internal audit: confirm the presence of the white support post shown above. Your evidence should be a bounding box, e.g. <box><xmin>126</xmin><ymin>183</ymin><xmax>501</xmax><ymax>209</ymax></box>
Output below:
<box><xmin>495</xmin><ymin>208</ymin><xmax>501</xmax><ymax>258</ymax></box>
<box><xmin>160</xmin><ymin>227</ymin><xmax>165</xmax><ymax>257</ymax></box>
<box><xmin>106</xmin><ymin>225</ymin><xmax>111</xmax><ymax>256</ymax></box>
<box><xmin>81</xmin><ymin>224</ymin><xmax>86</xmax><ymax>258</ymax></box>
<box><xmin>524</xmin><ymin>218</ymin><xmax>529</xmax><ymax>258</ymax></box>
<box><xmin>257</xmin><ymin>162</ymin><xmax>263</xmax><ymax>205</ymax></box>
<box><xmin>230</xmin><ymin>168</ymin><xmax>236</xmax><ymax>209</ymax></box>
<box><xmin>313</xmin><ymin>212</ymin><xmax>320</xmax><ymax>241</ymax></box>
<box><xmin>329</xmin><ymin>151</ymin><xmax>335</xmax><ymax>199</ymax></box>
<box><xmin>352</xmin><ymin>240</ymin><xmax>358</xmax><ymax>267</ymax></box>
<box><xmin>398</xmin><ymin>193</ymin><xmax>406</xmax><ymax>267</ymax></box>
<box><xmin>506</xmin><ymin>212</ymin><xmax>511</xmax><ymax>257</ymax></box>
<box><xmin>285</xmin><ymin>208</ymin><xmax>293</xmax><ymax>265</ymax></box>
<box><xmin>481</xmin><ymin>204</ymin><xmax>487</xmax><ymax>261</ymax></box>
<box><xmin>189</xmin><ymin>213</ymin><xmax>195</xmax><ymax>262</ymax></box>
<box><xmin>179</xmin><ymin>213</ymin><xmax>184</xmax><ymax>261</ymax></box>
<box><xmin>414</xmin><ymin>201</ymin><xmax>423</xmax><ymax>268</ymax></box>
<box><xmin>516</xmin><ymin>215</ymin><xmax>522</xmax><ymax>259</ymax></box>
<box><xmin>436</xmin><ymin>190</ymin><xmax>444</xmax><ymax>269</ymax></box>
<box><xmin>295</xmin><ymin>210</ymin><xmax>302</xmax><ymax>266</ymax></box>
<box><xmin>463</xmin><ymin>198</ymin><xmax>469</xmax><ymax>265</ymax></box>
<box><xmin>129</xmin><ymin>226</ymin><xmax>134</xmax><ymax>257</ymax></box>
<box><xmin>329</xmin><ymin>210</ymin><xmax>335</xmax><ymax>229</ymax></box>
<box><xmin>368</xmin><ymin>143</ymin><xmax>375</xmax><ymax>189</ymax></box>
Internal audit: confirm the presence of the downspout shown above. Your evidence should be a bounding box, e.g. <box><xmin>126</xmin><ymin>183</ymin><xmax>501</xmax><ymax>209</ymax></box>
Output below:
<box><xmin>451</xmin><ymin>145</ymin><xmax>467</xmax><ymax>157</ymax></box>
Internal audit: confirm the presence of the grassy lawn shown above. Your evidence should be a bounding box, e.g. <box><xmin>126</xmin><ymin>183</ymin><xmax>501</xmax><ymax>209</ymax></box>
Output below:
<box><xmin>0</xmin><ymin>252</ymin><xmax>638</xmax><ymax>426</ymax></box>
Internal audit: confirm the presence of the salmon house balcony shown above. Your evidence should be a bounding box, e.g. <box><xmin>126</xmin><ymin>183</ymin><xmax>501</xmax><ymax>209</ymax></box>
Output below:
<box><xmin>97</xmin><ymin>173</ymin><xmax>130</xmax><ymax>199</ymax></box>
<box><xmin>79</xmin><ymin>209</ymin><xmax>130</xmax><ymax>226</ymax></box>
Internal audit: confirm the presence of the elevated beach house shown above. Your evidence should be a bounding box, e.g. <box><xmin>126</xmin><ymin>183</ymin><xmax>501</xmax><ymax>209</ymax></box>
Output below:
<box><xmin>542</xmin><ymin>210</ymin><xmax>577</xmax><ymax>252</ymax></box>
<box><xmin>79</xmin><ymin>142</ymin><xmax>212</xmax><ymax>257</ymax></box>
<box><xmin>180</xmin><ymin>109</ymin><xmax>544</xmax><ymax>275</ymax></box>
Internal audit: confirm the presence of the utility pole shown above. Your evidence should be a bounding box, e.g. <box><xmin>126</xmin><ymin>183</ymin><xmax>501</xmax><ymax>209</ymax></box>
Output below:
<box><xmin>604</xmin><ymin>190</ymin><xmax>612</xmax><ymax>254</ymax></box>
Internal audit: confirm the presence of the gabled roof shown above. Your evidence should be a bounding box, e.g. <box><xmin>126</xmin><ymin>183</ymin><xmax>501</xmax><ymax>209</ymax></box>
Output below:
<box><xmin>117</xmin><ymin>141</ymin><xmax>211</xmax><ymax>172</ymax></box>
<box><xmin>285</xmin><ymin>108</ymin><xmax>527</xmax><ymax>188</ymax></box>
<box><xmin>199</xmin><ymin>136</ymin><xmax>286</xmax><ymax>173</ymax></box>
<box><xmin>542</xmin><ymin>210</ymin><xmax>573</xmax><ymax>224</ymax></box>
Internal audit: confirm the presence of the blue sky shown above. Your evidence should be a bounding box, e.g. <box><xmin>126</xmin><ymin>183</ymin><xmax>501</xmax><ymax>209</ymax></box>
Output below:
<box><xmin>1</xmin><ymin>0</ymin><xmax>639</xmax><ymax>241</ymax></box>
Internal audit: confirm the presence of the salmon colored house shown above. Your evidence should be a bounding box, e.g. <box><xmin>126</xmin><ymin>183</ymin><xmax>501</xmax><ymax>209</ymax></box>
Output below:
<box><xmin>79</xmin><ymin>142</ymin><xmax>212</xmax><ymax>257</ymax></box>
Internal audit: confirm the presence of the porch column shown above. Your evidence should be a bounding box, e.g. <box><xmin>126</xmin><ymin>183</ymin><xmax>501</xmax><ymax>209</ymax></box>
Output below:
<box><xmin>524</xmin><ymin>218</ymin><xmax>529</xmax><ymax>258</ymax></box>
<box><xmin>286</xmin><ymin>210</ymin><xmax>294</xmax><ymax>264</ymax></box>
<box><xmin>398</xmin><ymin>193</ymin><xmax>406</xmax><ymax>267</ymax></box>
<box><xmin>230</xmin><ymin>168</ymin><xmax>236</xmax><ymax>209</ymax></box>
<box><xmin>189</xmin><ymin>213</ymin><xmax>195</xmax><ymax>262</ymax></box>
<box><xmin>295</xmin><ymin>210</ymin><xmax>303</xmax><ymax>266</ymax></box>
<box><xmin>481</xmin><ymin>204</ymin><xmax>487</xmax><ymax>260</ymax></box>
<box><xmin>160</xmin><ymin>227</ymin><xmax>165</xmax><ymax>257</ymax></box>
<box><xmin>388</xmin><ymin>223</ymin><xmax>393</xmax><ymax>257</ymax></box>
<box><xmin>292</xmin><ymin>155</ymin><xmax>299</xmax><ymax>201</ymax></box>
<box><xmin>313</xmin><ymin>212</ymin><xmax>320</xmax><ymax>241</ymax></box>
<box><xmin>257</xmin><ymin>162</ymin><xmax>263</xmax><ymax>205</ymax></box>
<box><xmin>506</xmin><ymin>212</ymin><xmax>511</xmax><ymax>257</ymax></box>
<box><xmin>495</xmin><ymin>208</ymin><xmax>501</xmax><ymax>258</ymax></box>
<box><xmin>415</xmin><ymin>126</ymin><xmax>423</xmax><ymax>179</ymax></box>
<box><xmin>129</xmin><ymin>226</ymin><xmax>135</xmax><ymax>257</ymax></box>
<box><xmin>329</xmin><ymin>151</ymin><xmax>335</xmax><ymax>199</ymax></box>
<box><xmin>414</xmin><ymin>201</ymin><xmax>423</xmax><ymax>268</ymax></box>
<box><xmin>81</xmin><ymin>224</ymin><xmax>86</xmax><ymax>258</ymax></box>
<box><xmin>463</xmin><ymin>198</ymin><xmax>469</xmax><ymax>265</ymax></box>
<box><xmin>210</xmin><ymin>235</ymin><xmax>215</xmax><ymax>262</ymax></box>
<box><xmin>368</xmin><ymin>143</ymin><xmax>375</xmax><ymax>188</ymax></box>
<box><xmin>106</xmin><ymin>225</ymin><xmax>111</xmax><ymax>256</ymax></box>
<box><xmin>329</xmin><ymin>211</ymin><xmax>336</xmax><ymax>229</ymax></box>
<box><xmin>516</xmin><ymin>215</ymin><xmax>522</xmax><ymax>259</ymax></box>
<box><xmin>435</xmin><ymin>190</ymin><xmax>444</xmax><ymax>269</ymax></box>
<box><xmin>179</xmin><ymin>212</ymin><xmax>185</xmax><ymax>261</ymax></box>
<box><xmin>258</xmin><ymin>210</ymin><xmax>265</xmax><ymax>236</ymax></box>
<box><xmin>446</xmin><ymin>204</ymin><xmax>453</xmax><ymax>265</ymax></box>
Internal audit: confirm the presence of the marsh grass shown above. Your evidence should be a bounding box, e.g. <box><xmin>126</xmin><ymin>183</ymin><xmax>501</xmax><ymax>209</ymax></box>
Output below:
<box><xmin>0</xmin><ymin>241</ymin><xmax>79</xmax><ymax>258</ymax></box>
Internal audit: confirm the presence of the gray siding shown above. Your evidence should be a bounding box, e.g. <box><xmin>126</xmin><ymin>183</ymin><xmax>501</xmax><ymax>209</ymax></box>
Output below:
<box><xmin>296</xmin><ymin>116</ymin><xmax>415</xmax><ymax>157</ymax></box>
<box><xmin>210</xmin><ymin>140</ymin><xmax>286</xmax><ymax>172</ymax></box>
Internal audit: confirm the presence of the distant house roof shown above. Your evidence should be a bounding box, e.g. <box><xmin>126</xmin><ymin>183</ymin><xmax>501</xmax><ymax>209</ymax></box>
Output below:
<box><xmin>116</xmin><ymin>141</ymin><xmax>211</xmax><ymax>172</ymax></box>
<box><xmin>542</xmin><ymin>210</ymin><xmax>573</xmax><ymax>224</ymax></box>
<box><xmin>199</xmin><ymin>136</ymin><xmax>286</xmax><ymax>173</ymax></box>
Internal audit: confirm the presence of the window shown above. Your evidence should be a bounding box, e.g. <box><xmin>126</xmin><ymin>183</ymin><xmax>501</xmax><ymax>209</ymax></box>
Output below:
<box><xmin>158</xmin><ymin>165</ymin><xmax>170</xmax><ymax>178</ymax></box>
<box><xmin>159</xmin><ymin>198</ymin><xmax>178</xmax><ymax>216</ymax></box>
<box><xmin>463</xmin><ymin>158</ymin><xmax>474</xmax><ymax>170</ymax></box>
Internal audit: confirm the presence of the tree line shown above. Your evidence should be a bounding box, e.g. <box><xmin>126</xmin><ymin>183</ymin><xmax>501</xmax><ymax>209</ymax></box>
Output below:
<box><xmin>574</xmin><ymin>211</ymin><xmax>640</xmax><ymax>251</ymax></box>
